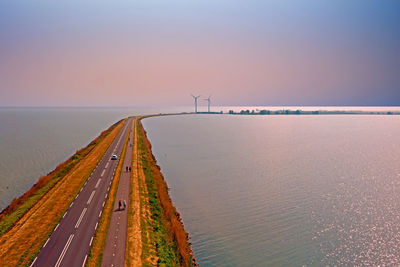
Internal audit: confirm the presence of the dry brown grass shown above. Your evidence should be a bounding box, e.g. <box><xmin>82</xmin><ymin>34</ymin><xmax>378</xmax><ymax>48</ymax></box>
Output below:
<box><xmin>87</xmin><ymin>120</ymin><xmax>131</xmax><ymax>267</ymax></box>
<box><xmin>0</xmin><ymin>119</ymin><xmax>126</xmax><ymax>266</ymax></box>
<box><xmin>126</xmin><ymin>119</ymin><xmax>144</xmax><ymax>267</ymax></box>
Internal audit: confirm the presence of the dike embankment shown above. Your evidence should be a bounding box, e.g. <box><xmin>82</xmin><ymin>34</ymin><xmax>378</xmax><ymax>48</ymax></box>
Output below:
<box><xmin>130</xmin><ymin>116</ymin><xmax>196</xmax><ymax>266</ymax></box>
<box><xmin>0</xmin><ymin>114</ymin><xmax>196</xmax><ymax>266</ymax></box>
<box><xmin>0</xmin><ymin>119</ymin><xmax>125</xmax><ymax>266</ymax></box>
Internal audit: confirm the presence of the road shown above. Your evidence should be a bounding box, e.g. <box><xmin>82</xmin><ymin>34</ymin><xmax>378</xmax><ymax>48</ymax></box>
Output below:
<box><xmin>101</xmin><ymin>118</ymin><xmax>134</xmax><ymax>267</ymax></box>
<box><xmin>32</xmin><ymin>118</ymin><xmax>133</xmax><ymax>267</ymax></box>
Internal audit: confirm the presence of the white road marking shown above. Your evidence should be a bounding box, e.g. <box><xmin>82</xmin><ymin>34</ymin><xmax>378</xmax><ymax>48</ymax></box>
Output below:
<box><xmin>29</xmin><ymin>257</ymin><xmax>37</xmax><ymax>267</ymax></box>
<box><xmin>89</xmin><ymin>236</ymin><xmax>94</xmax><ymax>246</ymax></box>
<box><xmin>82</xmin><ymin>254</ymin><xmax>88</xmax><ymax>267</ymax></box>
<box><xmin>95</xmin><ymin>179</ymin><xmax>101</xmax><ymax>189</ymax></box>
<box><xmin>75</xmin><ymin>208</ymin><xmax>87</xmax><ymax>228</ymax></box>
<box><xmin>75</xmin><ymin>194</ymin><xmax>79</xmax><ymax>200</ymax></box>
<box><xmin>55</xmin><ymin>234</ymin><xmax>74</xmax><ymax>267</ymax></box>
<box><xmin>44</xmin><ymin>238</ymin><xmax>50</xmax><ymax>248</ymax></box>
<box><xmin>87</xmin><ymin>191</ymin><xmax>95</xmax><ymax>204</ymax></box>
<box><xmin>99</xmin><ymin>210</ymin><xmax>102</xmax><ymax>218</ymax></box>
<box><xmin>63</xmin><ymin>211</ymin><xmax>68</xmax><ymax>218</ymax></box>
<box><xmin>54</xmin><ymin>223</ymin><xmax>60</xmax><ymax>232</ymax></box>
<box><xmin>69</xmin><ymin>202</ymin><xmax>73</xmax><ymax>208</ymax></box>
<box><xmin>105</xmin><ymin>162</ymin><xmax>109</xmax><ymax>169</ymax></box>
<box><xmin>102</xmin><ymin>201</ymin><xmax>105</xmax><ymax>207</ymax></box>
<box><xmin>80</xmin><ymin>187</ymin><xmax>83</xmax><ymax>192</ymax></box>
<box><xmin>101</xmin><ymin>169</ymin><xmax>106</xmax><ymax>177</ymax></box>
<box><xmin>107</xmin><ymin>186</ymin><xmax>110</xmax><ymax>192</ymax></box>
<box><xmin>95</xmin><ymin>222</ymin><xmax>98</xmax><ymax>230</ymax></box>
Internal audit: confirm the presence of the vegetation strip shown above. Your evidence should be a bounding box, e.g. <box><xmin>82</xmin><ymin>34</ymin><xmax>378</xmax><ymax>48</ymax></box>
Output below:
<box><xmin>0</xmin><ymin>119</ymin><xmax>126</xmax><ymax>266</ymax></box>
<box><xmin>134</xmin><ymin>117</ymin><xmax>196</xmax><ymax>266</ymax></box>
<box><xmin>87</xmin><ymin>119</ymin><xmax>131</xmax><ymax>266</ymax></box>
<box><xmin>126</xmin><ymin>119</ymin><xmax>143</xmax><ymax>266</ymax></box>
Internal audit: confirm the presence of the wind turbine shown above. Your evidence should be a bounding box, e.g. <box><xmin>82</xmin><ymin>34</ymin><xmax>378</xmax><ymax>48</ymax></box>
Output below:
<box><xmin>204</xmin><ymin>95</ymin><xmax>212</xmax><ymax>113</ymax></box>
<box><xmin>191</xmin><ymin>94</ymin><xmax>201</xmax><ymax>113</ymax></box>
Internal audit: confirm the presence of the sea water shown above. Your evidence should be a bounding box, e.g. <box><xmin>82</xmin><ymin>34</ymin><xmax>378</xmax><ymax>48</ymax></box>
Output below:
<box><xmin>143</xmin><ymin>114</ymin><xmax>400</xmax><ymax>266</ymax></box>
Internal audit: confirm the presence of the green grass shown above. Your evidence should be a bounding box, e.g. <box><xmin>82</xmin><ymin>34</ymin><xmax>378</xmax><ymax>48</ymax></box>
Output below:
<box><xmin>137</xmin><ymin>126</ymin><xmax>180</xmax><ymax>266</ymax></box>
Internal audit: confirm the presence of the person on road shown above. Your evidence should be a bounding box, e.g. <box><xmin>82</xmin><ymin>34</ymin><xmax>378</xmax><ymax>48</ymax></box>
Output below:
<box><xmin>118</xmin><ymin>200</ymin><xmax>122</xmax><ymax>210</ymax></box>
<box><xmin>129</xmin><ymin>167</ymin><xmax>131</xmax><ymax>172</ymax></box>
<box><xmin>126</xmin><ymin>166</ymin><xmax>128</xmax><ymax>172</ymax></box>
<box><xmin>123</xmin><ymin>200</ymin><xmax>126</xmax><ymax>210</ymax></box>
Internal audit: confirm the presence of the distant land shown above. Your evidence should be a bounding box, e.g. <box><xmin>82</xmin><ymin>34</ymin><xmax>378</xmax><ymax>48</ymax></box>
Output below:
<box><xmin>194</xmin><ymin>108</ymin><xmax>400</xmax><ymax>115</ymax></box>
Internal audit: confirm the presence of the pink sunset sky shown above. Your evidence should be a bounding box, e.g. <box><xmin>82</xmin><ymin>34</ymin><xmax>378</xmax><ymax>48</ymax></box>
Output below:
<box><xmin>0</xmin><ymin>1</ymin><xmax>399</xmax><ymax>107</ymax></box>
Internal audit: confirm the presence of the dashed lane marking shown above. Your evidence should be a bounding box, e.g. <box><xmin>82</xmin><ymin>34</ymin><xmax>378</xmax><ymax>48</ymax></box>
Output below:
<box><xmin>55</xmin><ymin>234</ymin><xmax>74</xmax><ymax>267</ymax></box>
<box><xmin>81</xmin><ymin>254</ymin><xmax>88</xmax><ymax>267</ymax></box>
<box><xmin>43</xmin><ymin>238</ymin><xmax>50</xmax><ymax>248</ymax></box>
<box><xmin>87</xmin><ymin>191</ymin><xmax>95</xmax><ymax>205</ymax></box>
<box><xmin>75</xmin><ymin>208</ymin><xmax>87</xmax><ymax>229</ymax></box>
<box><xmin>29</xmin><ymin>257</ymin><xmax>37</xmax><ymax>267</ymax></box>
<box><xmin>95</xmin><ymin>179</ymin><xmax>101</xmax><ymax>189</ymax></box>
<box><xmin>101</xmin><ymin>169</ymin><xmax>106</xmax><ymax>177</ymax></box>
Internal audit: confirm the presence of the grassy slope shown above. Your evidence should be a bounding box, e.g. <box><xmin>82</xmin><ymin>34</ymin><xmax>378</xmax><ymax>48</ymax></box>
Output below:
<box><xmin>0</xmin><ymin>119</ymin><xmax>126</xmax><ymax>266</ymax></box>
<box><xmin>87</xmin><ymin>120</ymin><xmax>131</xmax><ymax>266</ymax></box>
<box><xmin>136</xmin><ymin>118</ymin><xmax>196</xmax><ymax>267</ymax></box>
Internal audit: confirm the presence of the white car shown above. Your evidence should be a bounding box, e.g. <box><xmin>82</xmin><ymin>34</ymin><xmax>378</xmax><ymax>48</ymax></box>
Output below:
<box><xmin>111</xmin><ymin>154</ymin><xmax>118</xmax><ymax>160</ymax></box>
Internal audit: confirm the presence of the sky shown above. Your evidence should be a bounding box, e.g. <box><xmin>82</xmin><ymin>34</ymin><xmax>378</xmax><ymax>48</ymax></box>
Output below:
<box><xmin>0</xmin><ymin>0</ymin><xmax>399</xmax><ymax>107</ymax></box>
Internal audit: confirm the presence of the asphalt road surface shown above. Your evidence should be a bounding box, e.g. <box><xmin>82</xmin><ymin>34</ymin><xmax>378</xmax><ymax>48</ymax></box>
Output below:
<box><xmin>101</xmin><ymin>118</ymin><xmax>134</xmax><ymax>267</ymax></box>
<box><xmin>32</xmin><ymin>118</ymin><xmax>132</xmax><ymax>267</ymax></box>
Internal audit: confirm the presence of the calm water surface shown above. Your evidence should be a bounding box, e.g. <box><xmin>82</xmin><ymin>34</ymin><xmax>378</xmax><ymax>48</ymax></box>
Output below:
<box><xmin>143</xmin><ymin>115</ymin><xmax>400</xmax><ymax>266</ymax></box>
<box><xmin>0</xmin><ymin>107</ymin><xmax>185</xmax><ymax>210</ymax></box>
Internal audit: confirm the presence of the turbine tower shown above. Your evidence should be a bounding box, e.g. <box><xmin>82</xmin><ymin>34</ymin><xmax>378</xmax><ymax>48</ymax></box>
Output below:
<box><xmin>204</xmin><ymin>95</ymin><xmax>211</xmax><ymax>113</ymax></box>
<box><xmin>191</xmin><ymin>94</ymin><xmax>201</xmax><ymax>113</ymax></box>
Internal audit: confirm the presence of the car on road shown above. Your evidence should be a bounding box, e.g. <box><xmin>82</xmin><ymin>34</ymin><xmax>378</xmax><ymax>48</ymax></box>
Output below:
<box><xmin>111</xmin><ymin>154</ymin><xmax>118</xmax><ymax>160</ymax></box>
